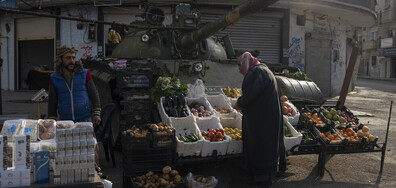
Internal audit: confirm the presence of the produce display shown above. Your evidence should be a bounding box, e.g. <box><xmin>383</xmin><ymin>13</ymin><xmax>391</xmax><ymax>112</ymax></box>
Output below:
<box><xmin>299</xmin><ymin>129</ymin><xmax>315</xmax><ymax>143</ymax></box>
<box><xmin>319</xmin><ymin>132</ymin><xmax>342</xmax><ymax>144</ymax></box>
<box><xmin>122</xmin><ymin>125</ymin><xmax>149</xmax><ymax>139</ymax></box>
<box><xmin>284</xmin><ymin>124</ymin><xmax>292</xmax><ymax>137</ymax></box>
<box><xmin>178</xmin><ymin>133</ymin><xmax>199</xmax><ymax>142</ymax></box>
<box><xmin>285</xmin><ymin>72</ymin><xmax>312</xmax><ymax>81</ymax></box>
<box><xmin>189</xmin><ymin>102</ymin><xmax>213</xmax><ymax>117</ymax></box>
<box><xmin>162</xmin><ymin>95</ymin><xmax>189</xmax><ymax>117</ymax></box>
<box><xmin>303</xmin><ymin>112</ymin><xmax>325</xmax><ymax>126</ymax></box>
<box><xmin>149</xmin><ymin>123</ymin><xmax>175</xmax><ymax>136</ymax></box>
<box><xmin>56</xmin><ymin>123</ymin><xmax>73</xmax><ymax>129</ymax></box>
<box><xmin>38</xmin><ymin>119</ymin><xmax>55</xmax><ymax>140</ymax></box>
<box><xmin>356</xmin><ymin>125</ymin><xmax>377</xmax><ymax>142</ymax></box>
<box><xmin>322</xmin><ymin>108</ymin><xmax>358</xmax><ymax>126</ymax></box>
<box><xmin>215</xmin><ymin>108</ymin><xmax>231</xmax><ymax>114</ymax></box>
<box><xmin>200</xmin><ymin>129</ymin><xmax>225</xmax><ymax>142</ymax></box>
<box><xmin>337</xmin><ymin>128</ymin><xmax>359</xmax><ymax>142</ymax></box>
<box><xmin>151</xmin><ymin>77</ymin><xmax>188</xmax><ymax>102</ymax></box>
<box><xmin>132</xmin><ymin>166</ymin><xmax>182</xmax><ymax>187</ymax></box>
<box><xmin>224</xmin><ymin>127</ymin><xmax>242</xmax><ymax>140</ymax></box>
<box><xmin>222</xmin><ymin>86</ymin><xmax>242</xmax><ymax>98</ymax></box>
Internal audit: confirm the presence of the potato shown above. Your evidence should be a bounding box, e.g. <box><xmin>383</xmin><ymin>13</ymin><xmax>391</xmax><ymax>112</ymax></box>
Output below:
<box><xmin>162</xmin><ymin>166</ymin><xmax>172</xmax><ymax>174</ymax></box>
<box><xmin>162</xmin><ymin>173</ymin><xmax>170</xmax><ymax>180</ymax></box>
<box><xmin>146</xmin><ymin>171</ymin><xmax>154</xmax><ymax>177</ymax></box>
<box><xmin>159</xmin><ymin>178</ymin><xmax>168</xmax><ymax>187</ymax></box>
<box><xmin>170</xmin><ymin>170</ymin><xmax>179</xmax><ymax>176</ymax></box>
<box><xmin>174</xmin><ymin>175</ymin><xmax>181</xmax><ymax>183</ymax></box>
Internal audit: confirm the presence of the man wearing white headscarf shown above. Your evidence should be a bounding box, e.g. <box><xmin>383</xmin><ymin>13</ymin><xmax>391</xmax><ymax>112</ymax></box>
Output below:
<box><xmin>234</xmin><ymin>52</ymin><xmax>285</xmax><ymax>187</ymax></box>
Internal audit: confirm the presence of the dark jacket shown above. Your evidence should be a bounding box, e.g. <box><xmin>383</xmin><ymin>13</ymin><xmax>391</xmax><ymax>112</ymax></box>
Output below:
<box><xmin>237</xmin><ymin>63</ymin><xmax>283</xmax><ymax>174</ymax></box>
<box><xmin>48</xmin><ymin>61</ymin><xmax>101</xmax><ymax>121</ymax></box>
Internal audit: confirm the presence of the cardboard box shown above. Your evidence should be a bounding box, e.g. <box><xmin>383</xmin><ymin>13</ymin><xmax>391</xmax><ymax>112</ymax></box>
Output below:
<box><xmin>64</xmin><ymin>156</ymin><xmax>72</xmax><ymax>170</ymax></box>
<box><xmin>80</xmin><ymin>140</ymin><xmax>87</xmax><ymax>155</ymax></box>
<box><xmin>65</xmin><ymin>129</ymin><xmax>73</xmax><ymax>140</ymax></box>
<box><xmin>56</xmin><ymin>129</ymin><xmax>66</xmax><ymax>143</ymax></box>
<box><xmin>65</xmin><ymin>142</ymin><xmax>73</xmax><ymax>156</ymax></box>
<box><xmin>81</xmin><ymin>168</ymin><xmax>88</xmax><ymax>182</ymax></box>
<box><xmin>13</xmin><ymin>135</ymin><xmax>30</xmax><ymax>169</ymax></box>
<box><xmin>79</xmin><ymin>155</ymin><xmax>87</xmax><ymax>169</ymax></box>
<box><xmin>71</xmin><ymin>155</ymin><xmax>80</xmax><ymax>170</ymax></box>
<box><xmin>74</xmin><ymin>169</ymin><xmax>81</xmax><ymax>183</ymax></box>
<box><xmin>55</xmin><ymin>157</ymin><xmax>64</xmax><ymax>171</ymax></box>
<box><xmin>87</xmin><ymin>138</ymin><xmax>95</xmax><ymax>155</ymax></box>
<box><xmin>79</xmin><ymin>127</ymin><xmax>87</xmax><ymax>141</ymax></box>
<box><xmin>86</xmin><ymin>127</ymin><xmax>94</xmax><ymax>140</ymax></box>
<box><xmin>72</xmin><ymin>128</ymin><xmax>80</xmax><ymax>141</ymax></box>
<box><xmin>56</xmin><ymin>142</ymin><xmax>65</xmax><ymax>157</ymax></box>
<box><xmin>87</xmin><ymin>154</ymin><xmax>95</xmax><ymax>169</ymax></box>
<box><xmin>67</xmin><ymin>169</ymin><xmax>74</xmax><ymax>184</ymax></box>
<box><xmin>0</xmin><ymin>136</ymin><xmax>8</xmax><ymax>171</ymax></box>
<box><xmin>72</xmin><ymin>140</ymin><xmax>80</xmax><ymax>156</ymax></box>
<box><xmin>54</xmin><ymin>170</ymin><xmax>61</xmax><ymax>184</ymax></box>
<box><xmin>60</xmin><ymin>170</ymin><xmax>68</xmax><ymax>184</ymax></box>
<box><xmin>34</xmin><ymin>151</ymin><xmax>50</xmax><ymax>184</ymax></box>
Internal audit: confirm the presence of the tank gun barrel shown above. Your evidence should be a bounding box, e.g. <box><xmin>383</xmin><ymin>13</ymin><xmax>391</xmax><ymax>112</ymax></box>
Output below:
<box><xmin>178</xmin><ymin>0</ymin><xmax>278</xmax><ymax>49</ymax></box>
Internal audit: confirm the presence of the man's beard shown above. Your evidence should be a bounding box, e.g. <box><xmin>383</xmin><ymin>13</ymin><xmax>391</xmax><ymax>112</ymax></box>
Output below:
<box><xmin>62</xmin><ymin>62</ymin><xmax>74</xmax><ymax>71</ymax></box>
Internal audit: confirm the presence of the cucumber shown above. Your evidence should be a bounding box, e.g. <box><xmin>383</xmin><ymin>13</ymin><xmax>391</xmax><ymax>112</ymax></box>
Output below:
<box><xmin>179</xmin><ymin>136</ymin><xmax>186</xmax><ymax>142</ymax></box>
<box><xmin>191</xmin><ymin>133</ymin><xmax>199</xmax><ymax>141</ymax></box>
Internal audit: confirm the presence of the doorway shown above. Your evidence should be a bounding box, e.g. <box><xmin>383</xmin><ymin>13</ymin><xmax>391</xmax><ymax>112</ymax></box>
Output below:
<box><xmin>18</xmin><ymin>39</ymin><xmax>54</xmax><ymax>90</ymax></box>
<box><xmin>305</xmin><ymin>37</ymin><xmax>332</xmax><ymax>97</ymax></box>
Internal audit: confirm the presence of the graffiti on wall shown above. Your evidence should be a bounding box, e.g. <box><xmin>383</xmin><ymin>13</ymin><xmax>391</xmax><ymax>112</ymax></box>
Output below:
<box><xmin>80</xmin><ymin>45</ymin><xmax>93</xmax><ymax>59</ymax></box>
<box><xmin>289</xmin><ymin>37</ymin><xmax>305</xmax><ymax>71</ymax></box>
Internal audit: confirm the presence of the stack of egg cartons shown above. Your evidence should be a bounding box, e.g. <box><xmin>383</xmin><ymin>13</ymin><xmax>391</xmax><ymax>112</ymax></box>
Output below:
<box><xmin>54</xmin><ymin>121</ymin><xmax>96</xmax><ymax>184</ymax></box>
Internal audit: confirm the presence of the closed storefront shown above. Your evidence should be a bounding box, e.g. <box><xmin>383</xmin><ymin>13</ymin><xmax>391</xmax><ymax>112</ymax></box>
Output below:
<box><xmin>200</xmin><ymin>7</ymin><xmax>284</xmax><ymax>63</ymax></box>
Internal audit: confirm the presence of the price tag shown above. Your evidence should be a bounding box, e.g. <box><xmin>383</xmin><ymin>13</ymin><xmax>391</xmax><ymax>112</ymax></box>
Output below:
<box><xmin>7</xmin><ymin>124</ymin><xmax>16</xmax><ymax>133</ymax></box>
<box><xmin>24</xmin><ymin>128</ymin><xmax>32</xmax><ymax>136</ymax></box>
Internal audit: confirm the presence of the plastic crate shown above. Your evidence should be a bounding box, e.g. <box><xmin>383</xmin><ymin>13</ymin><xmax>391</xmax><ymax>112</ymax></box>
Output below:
<box><xmin>206</xmin><ymin>94</ymin><xmax>236</xmax><ymax>118</ymax></box>
<box><xmin>186</xmin><ymin>97</ymin><xmax>216</xmax><ymax>120</ymax></box>
<box><xmin>283</xmin><ymin>116</ymin><xmax>303</xmax><ymax>151</ymax></box>
<box><xmin>171</xmin><ymin>116</ymin><xmax>204</xmax><ymax>157</ymax></box>
<box><xmin>158</xmin><ymin>97</ymin><xmax>192</xmax><ymax>124</ymax></box>
<box><xmin>116</xmin><ymin>69</ymin><xmax>153</xmax><ymax>89</ymax></box>
<box><xmin>122</xmin><ymin>131</ymin><xmax>151</xmax><ymax>151</ymax></box>
<box><xmin>122</xmin><ymin>147</ymin><xmax>175</xmax><ymax>175</ymax></box>
<box><xmin>220</xmin><ymin>115</ymin><xmax>243</xmax><ymax>155</ymax></box>
<box><xmin>152</xmin><ymin>131</ymin><xmax>176</xmax><ymax>148</ymax></box>
<box><xmin>196</xmin><ymin>117</ymin><xmax>229</xmax><ymax>157</ymax></box>
<box><xmin>121</xmin><ymin>110</ymin><xmax>152</xmax><ymax>123</ymax></box>
<box><xmin>121</xmin><ymin>99</ymin><xmax>152</xmax><ymax>113</ymax></box>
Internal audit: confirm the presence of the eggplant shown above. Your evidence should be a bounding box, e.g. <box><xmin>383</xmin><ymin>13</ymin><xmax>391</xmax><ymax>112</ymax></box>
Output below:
<box><xmin>170</xmin><ymin>108</ymin><xmax>179</xmax><ymax>117</ymax></box>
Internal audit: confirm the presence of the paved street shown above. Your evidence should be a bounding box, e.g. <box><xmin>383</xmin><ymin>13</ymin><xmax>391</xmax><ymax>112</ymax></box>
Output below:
<box><xmin>0</xmin><ymin>78</ymin><xmax>395</xmax><ymax>187</ymax></box>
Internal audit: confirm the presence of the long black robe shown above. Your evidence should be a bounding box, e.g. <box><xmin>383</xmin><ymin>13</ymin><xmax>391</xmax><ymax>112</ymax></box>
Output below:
<box><xmin>237</xmin><ymin>63</ymin><xmax>283</xmax><ymax>176</ymax></box>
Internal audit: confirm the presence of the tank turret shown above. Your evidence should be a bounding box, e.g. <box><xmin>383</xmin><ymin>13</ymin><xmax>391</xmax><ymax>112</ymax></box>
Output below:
<box><xmin>111</xmin><ymin>0</ymin><xmax>278</xmax><ymax>61</ymax></box>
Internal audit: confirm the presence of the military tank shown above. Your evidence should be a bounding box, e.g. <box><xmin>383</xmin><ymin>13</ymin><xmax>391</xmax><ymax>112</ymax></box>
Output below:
<box><xmin>83</xmin><ymin>0</ymin><xmax>323</xmax><ymax>120</ymax></box>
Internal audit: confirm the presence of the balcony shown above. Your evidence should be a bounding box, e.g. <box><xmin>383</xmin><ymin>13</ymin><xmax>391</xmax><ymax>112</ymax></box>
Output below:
<box><xmin>274</xmin><ymin>0</ymin><xmax>377</xmax><ymax>27</ymax></box>
<box><xmin>362</xmin><ymin>40</ymin><xmax>378</xmax><ymax>50</ymax></box>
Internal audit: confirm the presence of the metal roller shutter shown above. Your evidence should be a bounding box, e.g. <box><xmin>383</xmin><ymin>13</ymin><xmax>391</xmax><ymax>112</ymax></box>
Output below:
<box><xmin>199</xmin><ymin>7</ymin><xmax>282</xmax><ymax>63</ymax></box>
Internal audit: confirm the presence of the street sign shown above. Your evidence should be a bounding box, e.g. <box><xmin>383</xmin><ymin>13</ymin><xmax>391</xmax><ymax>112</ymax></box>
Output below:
<box><xmin>0</xmin><ymin>0</ymin><xmax>17</xmax><ymax>9</ymax></box>
<box><xmin>377</xmin><ymin>48</ymin><xmax>396</xmax><ymax>57</ymax></box>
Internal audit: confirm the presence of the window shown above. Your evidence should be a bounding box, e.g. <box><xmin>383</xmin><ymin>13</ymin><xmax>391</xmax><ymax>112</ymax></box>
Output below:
<box><xmin>372</xmin><ymin>56</ymin><xmax>377</xmax><ymax>66</ymax></box>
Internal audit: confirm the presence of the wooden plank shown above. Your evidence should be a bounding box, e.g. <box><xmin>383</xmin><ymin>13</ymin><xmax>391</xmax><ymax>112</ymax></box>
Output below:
<box><xmin>338</xmin><ymin>46</ymin><xmax>359</xmax><ymax>107</ymax></box>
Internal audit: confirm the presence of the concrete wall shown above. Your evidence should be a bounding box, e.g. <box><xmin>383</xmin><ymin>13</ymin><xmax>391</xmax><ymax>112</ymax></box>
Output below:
<box><xmin>288</xmin><ymin>10</ymin><xmax>355</xmax><ymax>96</ymax></box>
<box><xmin>60</xmin><ymin>6</ymin><xmax>98</xmax><ymax>60</ymax></box>
<box><xmin>1</xmin><ymin>15</ymin><xmax>15</xmax><ymax>90</ymax></box>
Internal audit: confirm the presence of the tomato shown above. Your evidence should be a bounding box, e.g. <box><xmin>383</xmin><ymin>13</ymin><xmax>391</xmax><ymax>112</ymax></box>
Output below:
<box><xmin>346</xmin><ymin>128</ymin><xmax>353</xmax><ymax>133</ymax></box>
<box><xmin>327</xmin><ymin>135</ymin><xmax>334</xmax><ymax>140</ymax></box>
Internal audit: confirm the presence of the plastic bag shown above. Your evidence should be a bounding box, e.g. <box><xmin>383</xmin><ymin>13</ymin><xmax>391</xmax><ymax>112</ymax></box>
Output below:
<box><xmin>188</xmin><ymin>79</ymin><xmax>206</xmax><ymax>98</ymax></box>
<box><xmin>1</xmin><ymin>119</ymin><xmax>24</xmax><ymax>142</ymax></box>
<box><xmin>186</xmin><ymin>172</ymin><xmax>218</xmax><ymax>188</ymax></box>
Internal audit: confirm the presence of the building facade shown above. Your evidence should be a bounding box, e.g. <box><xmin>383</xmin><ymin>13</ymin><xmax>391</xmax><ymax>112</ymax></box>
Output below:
<box><xmin>0</xmin><ymin>0</ymin><xmax>376</xmax><ymax>96</ymax></box>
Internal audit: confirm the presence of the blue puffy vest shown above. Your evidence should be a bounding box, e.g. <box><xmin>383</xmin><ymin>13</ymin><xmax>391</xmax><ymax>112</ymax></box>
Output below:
<box><xmin>50</xmin><ymin>69</ymin><xmax>91</xmax><ymax>120</ymax></box>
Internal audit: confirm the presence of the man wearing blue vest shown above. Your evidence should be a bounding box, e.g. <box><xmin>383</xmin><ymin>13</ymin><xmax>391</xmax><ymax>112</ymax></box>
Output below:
<box><xmin>48</xmin><ymin>45</ymin><xmax>101</xmax><ymax>125</ymax></box>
